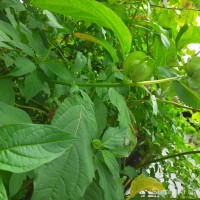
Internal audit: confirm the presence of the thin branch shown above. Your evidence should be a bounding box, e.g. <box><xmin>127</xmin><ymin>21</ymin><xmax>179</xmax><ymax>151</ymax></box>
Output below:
<box><xmin>150</xmin><ymin>4</ymin><xmax>200</xmax><ymax>12</ymax></box>
<box><xmin>157</xmin><ymin>99</ymin><xmax>200</xmax><ymax>112</ymax></box>
<box><xmin>15</xmin><ymin>104</ymin><xmax>48</xmax><ymax>115</ymax></box>
<box><xmin>47</xmin><ymin>77</ymin><xmax>178</xmax><ymax>88</ymax></box>
<box><xmin>136</xmin><ymin>150</ymin><xmax>200</xmax><ymax>169</ymax></box>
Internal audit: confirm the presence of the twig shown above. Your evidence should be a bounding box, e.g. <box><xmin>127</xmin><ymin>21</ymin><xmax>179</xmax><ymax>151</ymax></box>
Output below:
<box><xmin>136</xmin><ymin>150</ymin><xmax>200</xmax><ymax>169</ymax></box>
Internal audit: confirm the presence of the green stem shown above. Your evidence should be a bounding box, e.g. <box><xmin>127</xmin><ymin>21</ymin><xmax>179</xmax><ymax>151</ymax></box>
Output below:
<box><xmin>48</xmin><ymin>77</ymin><xmax>177</xmax><ymax>88</ymax></box>
<box><xmin>15</xmin><ymin>104</ymin><xmax>48</xmax><ymax>115</ymax></box>
<box><xmin>136</xmin><ymin>150</ymin><xmax>200</xmax><ymax>169</ymax></box>
<box><xmin>150</xmin><ymin>4</ymin><xmax>200</xmax><ymax>12</ymax></box>
<box><xmin>43</xmin><ymin>33</ymin><xmax>59</xmax><ymax>62</ymax></box>
<box><xmin>132</xmin><ymin>0</ymin><xmax>143</xmax><ymax>19</ymax></box>
<box><xmin>157</xmin><ymin>99</ymin><xmax>200</xmax><ymax>112</ymax></box>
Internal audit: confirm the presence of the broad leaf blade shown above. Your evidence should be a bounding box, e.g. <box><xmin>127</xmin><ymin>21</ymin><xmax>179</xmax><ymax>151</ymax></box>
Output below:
<box><xmin>32</xmin><ymin>0</ymin><xmax>132</xmax><ymax>56</ymax></box>
<box><xmin>32</xmin><ymin>96</ymin><xmax>97</xmax><ymax>200</ymax></box>
<box><xmin>0</xmin><ymin>124</ymin><xmax>75</xmax><ymax>173</ymax></box>
<box><xmin>0</xmin><ymin>102</ymin><xmax>32</xmax><ymax>125</ymax></box>
<box><xmin>172</xmin><ymin>81</ymin><xmax>200</xmax><ymax>109</ymax></box>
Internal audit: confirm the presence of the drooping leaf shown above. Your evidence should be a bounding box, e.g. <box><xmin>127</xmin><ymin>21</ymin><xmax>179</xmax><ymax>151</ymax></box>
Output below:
<box><xmin>8</xmin><ymin>57</ymin><xmax>36</xmax><ymax>76</ymax></box>
<box><xmin>0</xmin><ymin>0</ymin><xmax>25</xmax><ymax>11</ymax></box>
<box><xmin>101</xmin><ymin>150</ymin><xmax>120</xmax><ymax>177</ymax></box>
<box><xmin>101</xmin><ymin>127</ymin><xmax>131</xmax><ymax>157</ymax></box>
<box><xmin>0</xmin><ymin>79</ymin><xmax>15</xmax><ymax>105</ymax></box>
<box><xmin>32</xmin><ymin>96</ymin><xmax>97</xmax><ymax>200</ymax></box>
<box><xmin>108</xmin><ymin>88</ymin><xmax>132</xmax><ymax>128</ymax></box>
<box><xmin>129</xmin><ymin>174</ymin><xmax>165</xmax><ymax>198</ymax></box>
<box><xmin>9</xmin><ymin>172</ymin><xmax>27</xmax><ymax>196</ymax></box>
<box><xmin>0</xmin><ymin>124</ymin><xmax>75</xmax><ymax>173</ymax></box>
<box><xmin>172</xmin><ymin>81</ymin><xmax>200</xmax><ymax>109</ymax></box>
<box><xmin>0</xmin><ymin>102</ymin><xmax>32</xmax><ymax>125</ymax></box>
<box><xmin>24</xmin><ymin>71</ymin><xmax>43</xmax><ymax>101</ymax></box>
<box><xmin>39</xmin><ymin>60</ymin><xmax>72</xmax><ymax>81</ymax></box>
<box><xmin>71</xmin><ymin>52</ymin><xmax>87</xmax><ymax>73</ymax></box>
<box><xmin>31</xmin><ymin>0</ymin><xmax>132</xmax><ymax>56</ymax></box>
<box><xmin>0</xmin><ymin>176</ymin><xmax>8</xmax><ymax>200</ymax></box>
<box><xmin>178</xmin><ymin>26</ymin><xmax>200</xmax><ymax>48</ymax></box>
<box><xmin>94</xmin><ymin>97</ymin><xmax>108</xmax><ymax>136</ymax></box>
<box><xmin>74</xmin><ymin>32</ymin><xmax>119</xmax><ymax>62</ymax></box>
<box><xmin>81</xmin><ymin>179</ymin><xmax>104</xmax><ymax>200</ymax></box>
<box><xmin>96</xmin><ymin>159</ymin><xmax>124</xmax><ymax>200</ymax></box>
<box><xmin>43</xmin><ymin>10</ymin><xmax>64</xmax><ymax>28</ymax></box>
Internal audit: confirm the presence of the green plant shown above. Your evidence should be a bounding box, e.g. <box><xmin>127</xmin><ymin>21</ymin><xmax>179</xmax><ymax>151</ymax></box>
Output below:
<box><xmin>0</xmin><ymin>0</ymin><xmax>200</xmax><ymax>199</ymax></box>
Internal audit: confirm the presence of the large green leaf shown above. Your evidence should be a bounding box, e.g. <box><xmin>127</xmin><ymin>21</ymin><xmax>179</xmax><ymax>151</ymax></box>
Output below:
<box><xmin>32</xmin><ymin>96</ymin><xmax>97</xmax><ymax>200</ymax></box>
<box><xmin>0</xmin><ymin>102</ymin><xmax>32</xmax><ymax>125</ymax></box>
<box><xmin>31</xmin><ymin>0</ymin><xmax>132</xmax><ymax>56</ymax></box>
<box><xmin>0</xmin><ymin>124</ymin><xmax>75</xmax><ymax>173</ymax></box>
<box><xmin>172</xmin><ymin>81</ymin><xmax>200</xmax><ymax>109</ymax></box>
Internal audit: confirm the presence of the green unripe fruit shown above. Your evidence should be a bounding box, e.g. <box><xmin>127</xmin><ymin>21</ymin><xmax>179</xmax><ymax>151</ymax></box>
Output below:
<box><xmin>185</xmin><ymin>57</ymin><xmax>200</xmax><ymax>82</ymax></box>
<box><xmin>124</xmin><ymin>51</ymin><xmax>155</xmax><ymax>82</ymax></box>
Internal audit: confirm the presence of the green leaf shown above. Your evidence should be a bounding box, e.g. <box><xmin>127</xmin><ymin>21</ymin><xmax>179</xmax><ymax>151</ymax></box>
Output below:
<box><xmin>172</xmin><ymin>81</ymin><xmax>200</xmax><ymax>109</ymax></box>
<box><xmin>81</xmin><ymin>179</ymin><xmax>104</xmax><ymax>200</ymax></box>
<box><xmin>0</xmin><ymin>79</ymin><xmax>15</xmax><ymax>105</ymax></box>
<box><xmin>0</xmin><ymin>102</ymin><xmax>32</xmax><ymax>125</ymax></box>
<box><xmin>0</xmin><ymin>20</ymin><xmax>20</xmax><ymax>41</ymax></box>
<box><xmin>9</xmin><ymin>172</ymin><xmax>27</xmax><ymax>196</ymax></box>
<box><xmin>43</xmin><ymin>10</ymin><xmax>64</xmax><ymax>28</ymax></box>
<box><xmin>94</xmin><ymin>97</ymin><xmax>108</xmax><ymax>136</ymax></box>
<box><xmin>96</xmin><ymin>160</ymin><xmax>124</xmax><ymax>200</ymax></box>
<box><xmin>31</xmin><ymin>0</ymin><xmax>132</xmax><ymax>56</ymax></box>
<box><xmin>71</xmin><ymin>52</ymin><xmax>87</xmax><ymax>73</ymax></box>
<box><xmin>0</xmin><ymin>124</ymin><xmax>75</xmax><ymax>173</ymax></box>
<box><xmin>24</xmin><ymin>71</ymin><xmax>43</xmax><ymax>101</ymax></box>
<box><xmin>74</xmin><ymin>32</ymin><xmax>119</xmax><ymax>62</ymax></box>
<box><xmin>160</xmin><ymin>33</ymin><xmax>170</xmax><ymax>49</ymax></box>
<box><xmin>0</xmin><ymin>0</ymin><xmax>25</xmax><ymax>11</ymax></box>
<box><xmin>108</xmin><ymin>88</ymin><xmax>132</xmax><ymax>128</ymax></box>
<box><xmin>0</xmin><ymin>177</ymin><xmax>8</xmax><ymax>200</ymax></box>
<box><xmin>101</xmin><ymin>126</ymin><xmax>129</xmax><ymax>150</ymax></box>
<box><xmin>8</xmin><ymin>57</ymin><xmax>36</xmax><ymax>76</ymax></box>
<box><xmin>40</xmin><ymin>60</ymin><xmax>72</xmax><ymax>81</ymax></box>
<box><xmin>178</xmin><ymin>26</ymin><xmax>200</xmax><ymax>48</ymax></box>
<box><xmin>32</xmin><ymin>96</ymin><xmax>97</xmax><ymax>200</ymax></box>
<box><xmin>101</xmin><ymin>150</ymin><xmax>120</xmax><ymax>177</ymax></box>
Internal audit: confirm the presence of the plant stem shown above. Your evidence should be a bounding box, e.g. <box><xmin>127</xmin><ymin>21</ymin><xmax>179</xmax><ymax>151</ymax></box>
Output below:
<box><xmin>150</xmin><ymin>4</ymin><xmax>200</xmax><ymax>12</ymax></box>
<box><xmin>48</xmin><ymin>77</ymin><xmax>177</xmax><ymax>88</ymax></box>
<box><xmin>15</xmin><ymin>104</ymin><xmax>48</xmax><ymax>115</ymax></box>
<box><xmin>136</xmin><ymin>150</ymin><xmax>200</xmax><ymax>169</ymax></box>
<box><xmin>157</xmin><ymin>99</ymin><xmax>200</xmax><ymax>112</ymax></box>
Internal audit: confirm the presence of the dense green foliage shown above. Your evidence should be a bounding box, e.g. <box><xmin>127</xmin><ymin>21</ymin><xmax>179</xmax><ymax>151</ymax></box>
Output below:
<box><xmin>0</xmin><ymin>0</ymin><xmax>200</xmax><ymax>199</ymax></box>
